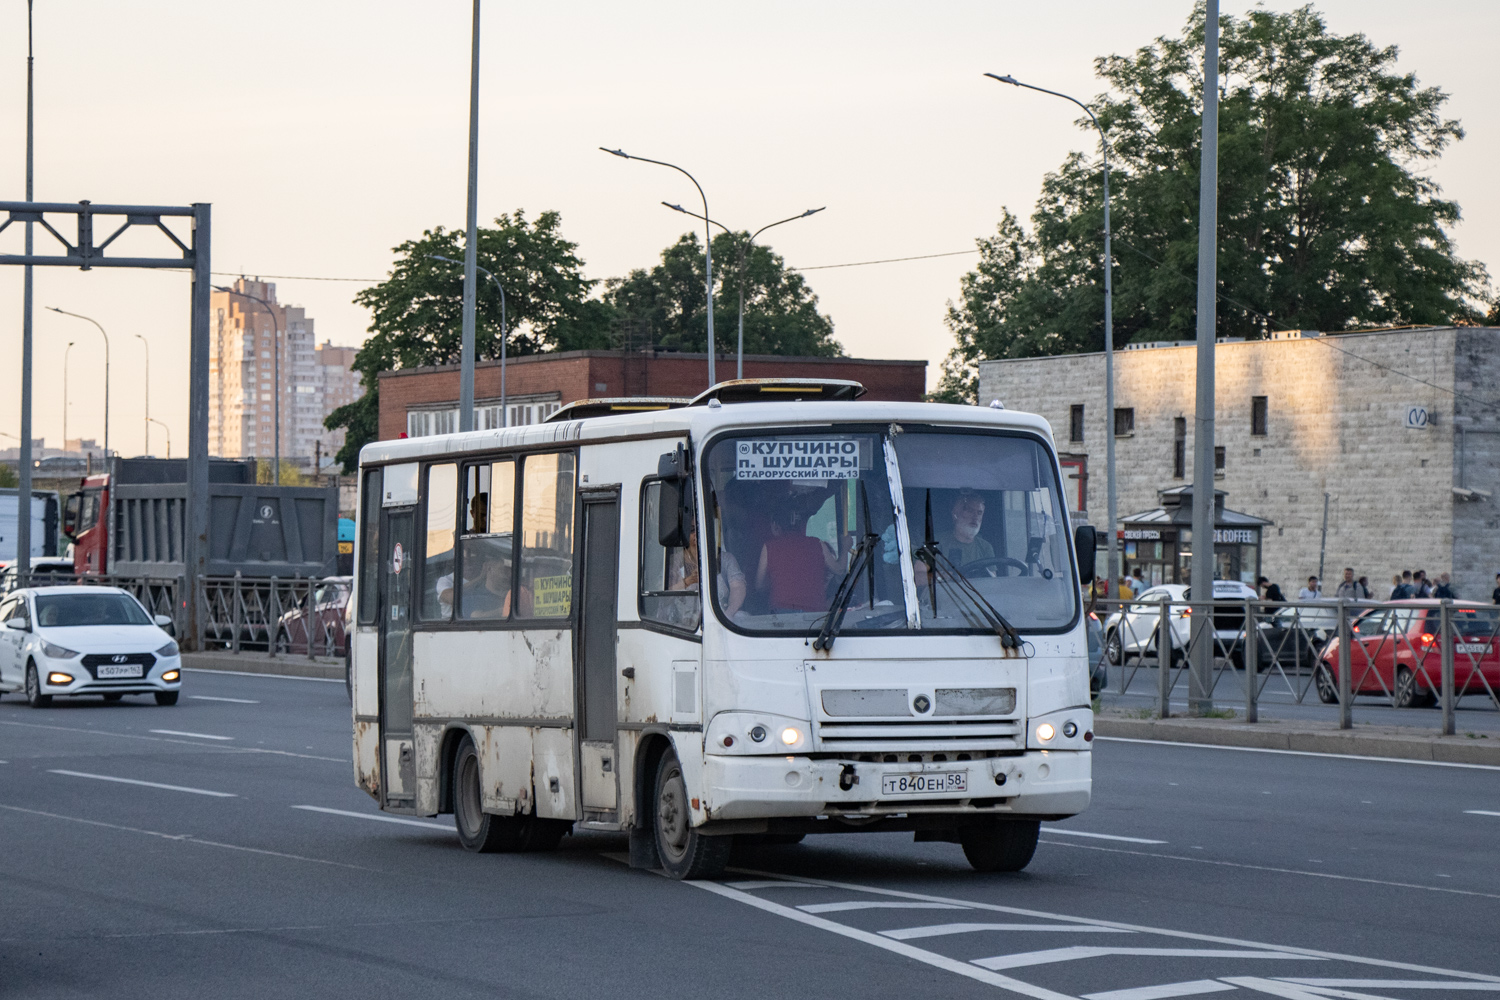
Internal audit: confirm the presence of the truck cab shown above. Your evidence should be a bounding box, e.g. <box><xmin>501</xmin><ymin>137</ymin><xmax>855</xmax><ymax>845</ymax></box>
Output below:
<box><xmin>63</xmin><ymin>474</ymin><xmax>109</xmax><ymax>574</ymax></box>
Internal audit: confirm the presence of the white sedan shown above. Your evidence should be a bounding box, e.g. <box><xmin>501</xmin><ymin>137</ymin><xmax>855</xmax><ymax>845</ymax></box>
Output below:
<box><xmin>0</xmin><ymin>586</ymin><xmax>183</xmax><ymax>707</ymax></box>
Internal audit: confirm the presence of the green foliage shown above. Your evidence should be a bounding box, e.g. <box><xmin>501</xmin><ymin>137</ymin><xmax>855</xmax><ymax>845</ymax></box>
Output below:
<box><xmin>255</xmin><ymin>459</ymin><xmax>311</xmax><ymax>486</ymax></box>
<box><xmin>939</xmin><ymin>3</ymin><xmax>1489</xmax><ymax>401</ymax></box>
<box><xmin>605</xmin><ymin>231</ymin><xmax>841</xmax><ymax>358</ymax></box>
<box><xmin>0</xmin><ymin>464</ymin><xmax>18</xmax><ymax>489</ymax></box>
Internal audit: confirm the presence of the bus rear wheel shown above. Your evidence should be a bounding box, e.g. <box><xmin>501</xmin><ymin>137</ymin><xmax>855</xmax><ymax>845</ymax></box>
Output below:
<box><xmin>960</xmin><ymin>820</ymin><xmax>1040</xmax><ymax>872</ymax></box>
<box><xmin>453</xmin><ymin>736</ymin><xmax>530</xmax><ymax>853</ymax></box>
<box><xmin>653</xmin><ymin>749</ymin><xmax>730</xmax><ymax>880</ymax></box>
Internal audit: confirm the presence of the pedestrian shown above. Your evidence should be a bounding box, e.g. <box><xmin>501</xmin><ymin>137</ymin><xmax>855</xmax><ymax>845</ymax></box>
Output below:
<box><xmin>1357</xmin><ymin>576</ymin><xmax>1372</xmax><ymax>599</ymax></box>
<box><xmin>1493</xmin><ymin>573</ymin><xmax>1500</xmax><ymax>605</ymax></box>
<box><xmin>1117</xmin><ymin>576</ymin><xmax>1135</xmax><ymax>601</ymax></box>
<box><xmin>1433</xmin><ymin>572</ymin><xmax>1456</xmax><ymax>600</ymax></box>
<box><xmin>1334</xmin><ymin>567</ymin><xmax>1360</xmax><ymax>600</ymax></box>
<box><xmin>1389</xmin><ymin>574</ymin><xmax>1402</xmax><ymax>599</ymax></box>
<box><xmin>1131</xmin><ymin>567</ymin><xmax>1146</xmax><ymax>590</ymax></box>
<box><xmin>1415</xmin><ymin>570</ymin><xmax>1433</xmax><ymax>599</ymax></box>
<box><xmin>1392</xmin><ymin>570</ymin><xmax>1415</xmax><ymax>599</ymax></box>
<box><xmin>1258</xmin><ymin>576</ymin><xmax>1285</xmax><ymax>603</ymax></box>
<box><xmin>1298</xmin><ymin>575</ymin><xmax>1321</xmax><ymax>601</ymax></box>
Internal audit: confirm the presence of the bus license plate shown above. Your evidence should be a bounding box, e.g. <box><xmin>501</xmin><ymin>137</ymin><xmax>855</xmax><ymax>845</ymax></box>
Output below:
<box><xmin>97</xmin><ymin>664</ymin><xmax>143</xmax><ymax>679</ymax></box>
<box><xmin>882</xmin><ymin>771</ymin><xmax>966</xmax><ymax>796</ymax></box>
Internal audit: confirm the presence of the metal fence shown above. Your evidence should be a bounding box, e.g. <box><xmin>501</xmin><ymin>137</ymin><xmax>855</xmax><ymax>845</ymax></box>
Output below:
<box><xmin>1088</xmin><ymin>596</ymin><xmax>1500</xmax><ymax>735</ymax></box>
<box><xmin>3</xmin><ymin>571</ymin><xmax>182</xmax><ymax>633</ymax></box>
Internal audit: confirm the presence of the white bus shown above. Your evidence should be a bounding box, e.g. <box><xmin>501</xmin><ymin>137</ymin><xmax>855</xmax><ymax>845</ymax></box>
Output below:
<box><xmin>350</xmin><ymin>380</ymin><xmax>1097</xmax><ymax>878</ymax></box>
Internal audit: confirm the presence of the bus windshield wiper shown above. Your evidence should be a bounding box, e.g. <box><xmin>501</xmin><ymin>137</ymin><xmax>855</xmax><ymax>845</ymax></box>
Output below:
<box><xmin>913</xmin><ymin>489</ymin><xmax>1023</xmax><ymax>651</ymax></box>
<box><xmin>813</xmin><ymin>484</ymin><xmax>882</xmax><ymax>652</ymax></box>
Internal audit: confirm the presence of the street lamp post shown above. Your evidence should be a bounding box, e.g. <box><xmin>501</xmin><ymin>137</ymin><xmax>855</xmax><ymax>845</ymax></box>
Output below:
<box><xmin>214</xmin><ymin>286</ymin><xmax>282</xmax><ymax>484</ymax></box>
<box><xmin>428</xmin><ymin>254</ymin><xmax>508</xmax><ymax>427</ymax></box>
<box><xmin>601</xmin><ymin>148</ymin><xmax>717</xmax><ymax>387</ymax></box>
<box><xmin>986</xmin><ymin>72</ymin><xmax>1118</xmax><ymax>599</ymax></box>
<box><xmin>135</xmin><ymin>333</ymin><xmax>150</xmax><ymax>456</ymax></box>
<box><xmin>663</xmin><ymin>203</ymin><xmax>825</xmax><ymax>379</ymax></box>
<box><xmin>148</xmin><ymin>418</ymin><xmax>170</xmax><ymax>459</ymax></box>
<box><xmin>62</xmin><ymin>340</ymin><xmax>74</xmax><ymax>444</ymax></box>
<box><xmin>458</xmin><ymin>0</ymin><xmax>482</xmax><ymax>433</ymax></box>
<box><xmin>47</xmin><ymin>308</ymin><xmax>109</xmax><ymax>462</ymax></box>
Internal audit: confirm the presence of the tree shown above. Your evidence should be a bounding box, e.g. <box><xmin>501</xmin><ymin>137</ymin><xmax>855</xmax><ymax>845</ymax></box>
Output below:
<box><xmin>326</xmin><ymin>210</ymin><xmax>610</xmax><ymax>471</ymax></box>
<box><xmin>604</xmin><ymin>231</ymin><xmax>841</xmax><ymax>358</ymax></box>
<box><xmin>936</xmin><ymin>3</ymin><xmax>1489</xmax><ymax>402</ymax></box>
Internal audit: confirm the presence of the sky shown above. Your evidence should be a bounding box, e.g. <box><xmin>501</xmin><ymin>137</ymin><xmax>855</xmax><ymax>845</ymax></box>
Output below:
<box><xmin>1</xmin><ymin>0</ymin><xmax>1497</xmax><ymax>457</ymax></box>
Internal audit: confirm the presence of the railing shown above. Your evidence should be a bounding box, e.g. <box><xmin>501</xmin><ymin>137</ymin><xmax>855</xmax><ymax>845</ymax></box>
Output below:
<box><xmin>3</xmin><ymin>571</ymin><xmax>182</xmax><ymax>635</ymax></box>
<box><xmin>1087</xmin><ymin>596</ymin><xmax>1499</xmax><ymax>736</ymax></box>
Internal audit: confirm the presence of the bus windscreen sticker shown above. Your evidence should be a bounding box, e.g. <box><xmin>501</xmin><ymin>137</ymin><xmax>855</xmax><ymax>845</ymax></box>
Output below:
<box><xmin>736</xmin><ymin>439</ymin><xmax>861</xmax><ymax>480</ymax></box>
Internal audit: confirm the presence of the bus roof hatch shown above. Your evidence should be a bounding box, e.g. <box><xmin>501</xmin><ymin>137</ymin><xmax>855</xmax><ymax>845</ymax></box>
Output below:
<box><xmin>687</xmin><ymin>378</ymin><xmax>866</xmax><ymax>406</ymax></box>
<box><xmin>544</xmin><ymin>396</ymin><xmax>691</xmax><ymax>423</ymax></box>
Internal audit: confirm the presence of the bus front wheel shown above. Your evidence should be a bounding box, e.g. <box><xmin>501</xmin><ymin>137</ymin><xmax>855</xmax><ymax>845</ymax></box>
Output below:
<box><xmin>960</xmin><ymin>820</ymin><xmax>1040</xmax><ymax>872</ymax></box>
<box><xmin>653</xmin><ymin>749</ymin><xmax>731</xmax><ymax>880</ymax></box>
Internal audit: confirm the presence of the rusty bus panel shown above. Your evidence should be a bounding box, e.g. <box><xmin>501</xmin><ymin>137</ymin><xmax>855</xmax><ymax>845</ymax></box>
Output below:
<box><xmin>532</xmin><ymin>727</ymin><xmax>576</xmax><ymax>820</ymax></box>
<box><xmin>353</xmin><ymin>719</ymin><xmax>380</xmax><ymax>800</ymax></box>
<box><xmin>478</xmin><ymin>724</ymin><xmax>532</xmax><ymax>815</ymax></box>
<box><xmin>413</xmin><ymin>723</ymin><xmax>443</xmax><ymax>815</ymax></box>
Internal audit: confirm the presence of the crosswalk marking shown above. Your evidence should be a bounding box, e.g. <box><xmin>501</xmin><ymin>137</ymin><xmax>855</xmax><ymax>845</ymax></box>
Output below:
<box><xmin>1083</xmin><ymin>979</ymin><xmax>1238</xmax><ymax>1000</ymax></box>
<box><xmin>973</xmin><ymin>948</ymin><xmax>1312</xmax><ymax>972</ymax></box>
<box><xmin>799</xmin><ymin>901</ymin><xmax>969</xmax><ymax>914</ymax></box>
<box><xmin>882</xmin><ymin>923</ymin><xmax>1135</xmax><ymax>941</ymax></box>
<box><xmin>1276</xmin><ymin>983</ymin><xmax>1500</xmax><ymax>991</ymax></box>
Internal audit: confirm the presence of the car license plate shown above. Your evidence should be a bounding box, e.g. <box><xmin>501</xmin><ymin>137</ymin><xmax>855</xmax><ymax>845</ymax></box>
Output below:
<box><xmin>1456</xmin><ymin>643</ymin><xmax>1491</xmax><ymax>655</ymax></box>
<box><xmin>97</xmin><ymin>663</ymin><xmax>143</xmax><ymax>679</ymax></box>
<box><xmin>882</xmin><ymin>771</ymin><xmax>966</xmax><ymax>796</ymax></box>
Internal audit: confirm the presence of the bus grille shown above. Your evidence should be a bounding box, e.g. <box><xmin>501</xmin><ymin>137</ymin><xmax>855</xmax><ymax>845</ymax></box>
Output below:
<box><xmin>815</xmin><ymin>718</ymin><xmax>1022</xmax><ymax>752</ymax></box>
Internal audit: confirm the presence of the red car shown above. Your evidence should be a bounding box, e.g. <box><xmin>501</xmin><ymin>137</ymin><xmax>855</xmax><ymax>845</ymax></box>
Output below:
<box><xmin>274</xmin><ymin>577</ymin><xmax>352</xmax><ymax>656</ymax></box>
<box><xmin>1317</xmin><ymin>600</ymin><xmax>1500</xmax><ymax>707</ymax></box>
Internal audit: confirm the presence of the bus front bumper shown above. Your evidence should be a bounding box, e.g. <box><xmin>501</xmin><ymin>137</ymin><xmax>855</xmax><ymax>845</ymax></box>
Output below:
<box><xmin>699</xmin><ymin>749</ymin><xmax>1090</xmax><ymax>822</ymax></box>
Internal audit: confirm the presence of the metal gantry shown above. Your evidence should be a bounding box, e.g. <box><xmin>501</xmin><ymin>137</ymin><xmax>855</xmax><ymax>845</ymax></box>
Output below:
<box><xmin>0</xmin><ymin>199</ymin><xmax>212</xmax><ymax>648</ymax></box>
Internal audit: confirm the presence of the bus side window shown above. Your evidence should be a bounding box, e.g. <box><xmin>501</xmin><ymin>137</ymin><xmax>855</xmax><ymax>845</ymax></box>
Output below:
<box><xmin>519</xmin><ymin>453</ymin><xmax>576</xmax><ymax>619</ymax></box>
<box><xmin>639</xmin><ymin>480</ymin><xmax>701</xmax><ymax>631</ymax></box>
<box><xmin>458</xmin><ymin>460</ymin><xmax>516</xmax><ymax>621</ymax></box>
<box><xmin>421</xmin><ymin>463</ymin><xmax>458</xmax><ymax>621</ymax></box>
<box><xmin>357</xmin><ymin>469</ymin><xmax>381</xmax><ymax>625</ymax></box>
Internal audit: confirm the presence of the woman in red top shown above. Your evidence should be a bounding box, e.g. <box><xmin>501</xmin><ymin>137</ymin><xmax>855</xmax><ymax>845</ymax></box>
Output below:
<box><xmin>755</xmin><ymin>511</ymin><xmax>846</xmax><ymax>613</ymax></box>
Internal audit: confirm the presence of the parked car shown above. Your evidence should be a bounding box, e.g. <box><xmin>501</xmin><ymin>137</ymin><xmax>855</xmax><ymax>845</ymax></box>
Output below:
<box><xmin>274</xmin><ymin>576</ymin><xmax>352</xmax><ymax>656</ymax></box>
<box><xmin>1242</xmin><ymin>601</ymin><xmax>1341</xmax><ymax>672</ymax></box>
<box><xmin>0</xmin><ymin>557</ymin><xmax>76</xmax><ymax>594</ymax></box>
<box><xmin>0</xmin><ymin>585</ymin><xmax>182</xmax><ymax>707</ymax></box>
<box><xmin>1103</xmin><ymin>580</ymin><xmax>1259</xmax><ymax>666</ymax></box>
<box><xmin>1318</xmin><ymin>600</ymin><xmax>1500</xmax><ymax>707</ymax></box>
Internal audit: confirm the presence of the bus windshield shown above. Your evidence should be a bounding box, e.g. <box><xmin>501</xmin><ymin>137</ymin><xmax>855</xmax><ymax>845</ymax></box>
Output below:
<box><xmin>703</xmin><ymin>426</ymin><xmax>1077</xmax><ymax>635</ymax></box>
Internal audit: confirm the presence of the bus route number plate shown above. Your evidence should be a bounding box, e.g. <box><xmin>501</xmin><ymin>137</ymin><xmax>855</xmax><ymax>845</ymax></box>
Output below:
<box><xmin>882</xmin><ymin>771</ymin><xmax>966</xmax><ymax>796</ymax></box>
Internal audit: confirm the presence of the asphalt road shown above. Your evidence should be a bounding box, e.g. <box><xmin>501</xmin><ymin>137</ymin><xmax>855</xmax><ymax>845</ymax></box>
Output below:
<box><xmin>3</xmin><ymin>669</ymin><xmax>1498</xmax><ymax>1000</ymax></box>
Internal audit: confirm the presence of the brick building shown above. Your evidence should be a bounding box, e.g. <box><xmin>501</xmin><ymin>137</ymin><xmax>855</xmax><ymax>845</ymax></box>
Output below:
<box><xmin>978</xmin><ymin>327</ymin><xmax>1500</xmax><ymax>600</ymax></box>
<box><xmin>378</xmin><ymin>350</ymin><xmax>928</xmax><ymax>442</ymax></box>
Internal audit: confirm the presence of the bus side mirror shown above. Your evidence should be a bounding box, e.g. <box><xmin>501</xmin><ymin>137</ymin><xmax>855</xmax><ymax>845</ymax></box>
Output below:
<box><xmin>62</xmin><ymin>492</ymin><xmax>81</xmax><ymax>540</ymax></box>
<box><xmin>1073</xmin><ymin>524</ymin><xmax>1097</xmax><ymax>585</ymax></box>
<box><xmin>657</xmin><ymin>444</ymin><xmax>692</xmax><ymax>548</ymax></box>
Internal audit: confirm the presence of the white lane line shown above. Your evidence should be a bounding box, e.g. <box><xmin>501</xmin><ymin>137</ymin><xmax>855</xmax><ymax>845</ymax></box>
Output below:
<box><xmin>1463</xmin><ymin>810</ymin><xmax>1500</xmax><ymax>818</ymax></box>
<box><xmin>291</xmin><ymin>805</ymin><xmax>449</xmax><ymax>831</ymax></box>
<box><xmin>882</xmin><ymin>923</ymin><xmax>1135</xmax><ymax>941</ymax></box>
<box><xmin>1278</xmin><ymin>983</ymin><xmax>1500</xmax><ymax>991</ymax></box>
<box><xmin>150</xmin><ymin>729</ymin><xmax>233</xmax><ymax>741</ymax></box>
<box><xmin>725</xmin><ymin>880</ymin><xmax>823</xmax><ymax>890</ymax></box>
<box><xmin>182</xmin><ymin>668</ymin><xmax>341</xmax><ymax>683</ymax></box>
<box><xmin>189</xmin><ymin>695</ymin><xmax>260</xmax><ymax>704</ymax></box>
<box><xmin>48</xmin><ymin>769</ymin><xmax>236</xmax><ymax>798</ymax></box>
<box><xmin>1046</xmin><ymin>827</ymin><xmax>1168</xmax><ymax>844</ymax></box>
<box><xmin>1084</xmin><ymin>979</ymin><xmax>1239</xmax><ymax>1000</ymax></box>
<box><xmin>799</xmin><ymin>901</ymin><xmax>969</xmax><ymax>914</ymax></box>
<box><xmin>1097</xmin><ymin>736</ymin><xmax>1500</xmax><ymax>772</ymax></box>
<box><xmin>1039</xmin><ymin>838</ymin><xmax>1500</xmax><ymax>901</ymax></box>
<box><xmin>973</xmin><ymin>947</ymin><xmax>1309</xmax><ymax>972</ymax></box>
<box><xmin>0</xmin><ymin>719</ymin><xmax>346</xmax><ymax>763</ymax></box>
<box><xmin>724</xmin><ymin>864</ymin><xmax>1500</xmax><ymax>982</ymax></box>
<box><xmin>1222</xmin><ymin>976</ymin><xmax>1392</xmax><ymax>1000</ymax></box>
<box><xmin>686</xmin><ymin>880</ymin><xmax>1078</xmax><ymax>1000</ymax></box>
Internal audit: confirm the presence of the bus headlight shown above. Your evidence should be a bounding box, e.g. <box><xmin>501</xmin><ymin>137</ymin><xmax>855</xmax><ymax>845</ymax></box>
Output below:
<box><xmin>1035</xmin><ymin>722</ymin><xmax>1056</xmax><ymax>743</ymax></box>
<box><xmin>706</xmin><ymin>713</ymin><xmax>812</xmax><ymax>755</ymax></box>
<box><xmin>780</xmin><ymin>726</ymin><xmax>802</xmax><ymax>746</ymax></box>
<box><xmin>1028</xmin><ymin>708</ymin><xmax>1094</xmax><ymax>750</ymax></box>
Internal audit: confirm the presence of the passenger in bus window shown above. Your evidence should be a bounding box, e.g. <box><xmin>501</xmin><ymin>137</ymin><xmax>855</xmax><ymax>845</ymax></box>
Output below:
<box><xmin>465</xmin><ymin>557</ymin><xmax>528</xmax><ymax>619</ymax></box>
<box><xmin>755</xmin><ymin>509</ymin><xmax>842</xmax><ymax>613</ymax></box>
<box><xmin>941</xmin><ymin>488</ymin><xmax>995</xmax><ymax>569</ymax></box>
<box><xmin>677</xmin><ymin>526</ymin><xmax>745</xmax><ymax>622</ymax></box>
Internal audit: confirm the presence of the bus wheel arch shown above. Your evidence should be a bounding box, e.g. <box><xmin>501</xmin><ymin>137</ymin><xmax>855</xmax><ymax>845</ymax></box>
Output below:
<box><xmin>436</xmin><ymin>725</ymin><xmax>475</xmax><ymax>815</ymax></box>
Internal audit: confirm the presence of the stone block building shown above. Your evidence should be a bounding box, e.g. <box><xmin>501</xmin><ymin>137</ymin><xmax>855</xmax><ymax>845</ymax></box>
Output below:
<box><xmin>978</xmin><ymin>327</ymin><xmax>1500</xmax><ymax>600</ymax></box>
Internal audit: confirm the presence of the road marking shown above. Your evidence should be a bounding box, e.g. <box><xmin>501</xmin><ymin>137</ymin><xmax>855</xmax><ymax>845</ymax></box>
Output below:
<box><xmin>182</xmin><ymin>667</ymin><xmax>341</xmax><ymax>683</ymax></box>
<box><xmin>726</xmin><ymin>879</ymin><xmax>824</xmax><ymax>890</ymax></box>
<box><xmin>292</xmin><ymin>805</ymin><xmax>449</xmax><ymax>831</ymax></box>
<box><xmin>189</xmin><ymin>695</ymin><xmax>260</xmax><ymax>704</ymax></box>
<box><xmin>0</xmin><ymin>719</ymin><xmax>346</xmax><ymax>762</ymax></box>
<box><xmin>1277</xmin><ymin>982</ymin><xmax>1500</xmax><ymax>991</ymax></box>
<box><xmin>150</xmin><ymin>729</ymin><xmax>233</xmax><ymax>741</ymax></box>
<box><xmin>687</xmin><ymin>880</ymin><xmax>1078</xmax><ymax>1000</ymax></box>
<box><xmin>1097</xmin><ymin>736</ymin><xmax>1500</xmax><ymax>772</ymax></box>
<box><xmin>973</xmin><ymin>947</ymin><xmax>1309</xmax><ymax>972</ymax></box>
<box><xmin>1084</xmin><ymin>979</ymin><xmax>1239</xmax><ymax>1000</ymax></box>
<box><xmin>799</xmin><ymin>901</ymin><xmax>969</xmax><ymax>914</ymax></box>
<box><xmin>1045</xmin><ymin>827</ymin><xmax>1168</xmax><ymax>844</ymax></box>
<box><xmin>882</xmin><ymin>923</ymin><xmax>1135</xmax><ymax>941</ymax></box>
<box><xmin>48</xmin><ymin>769</ymin><xmax>236</xmax><ymax>797</ymax></box>
<box><xmin>1463</xmin><ymin>810</ymin><xmax>1500</xmax><ymax>818</ymax></box>
<box><xmin>1039</xmin><ymin>838</ymin><xmax>1500</xmax><ymax>901</ymax></box>
<box><xmin>1222</xmin><ymin>976</ymin><xmax>1388</xmax><ymax>1000</ymax></box>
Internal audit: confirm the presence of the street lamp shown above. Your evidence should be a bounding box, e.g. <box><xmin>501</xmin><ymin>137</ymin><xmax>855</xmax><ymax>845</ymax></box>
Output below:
<box><xmin>428</xmin><ymin>254</ymin><xmax>509</xmax><ymax>427</ymax></box>
<box><xmin>213</xmin><ymin>285</ymin><xmax>282</xmax><ymax>485</ymax></box>
<box><xmin>47</xmin><ymin>308</ymin><xmax>109</xmax><ymax>462</ymax></box>
<box><xmin>985</xmin><ymin>72</ymin><xmax>1119</xmax><ymax>599</ymax></box>
<box><xmin>663</xmin><ymin>203</ymin><xmax>825</xmax><ymax>379</ymax></box>
<box><xmin>600</xmin><ymin>147</ymin><xmax>717</xmax><ymax>387</ymax></box>
<box><xmin>134</xmin><ymin>333</ymin><xmax>151</xmax><ymax>456</ymax></box>
<box><xmin>148</xmin><ymin>418</ymin><xmax>171</xmax><ymax>459</ymax></box>
<box><xmin>62</xmin><ymin>341</ymin><xmax>74</xmax><ymax>444</ymax></box>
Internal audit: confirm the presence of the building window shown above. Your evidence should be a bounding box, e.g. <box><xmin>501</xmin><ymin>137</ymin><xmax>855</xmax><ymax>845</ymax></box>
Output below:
<box><xmin>1069</xmin><ymin>404</ymin><xmax>1085</xmax><ymax>443</ymax></box>
<box><xmin>1114</xmin><ymin>407</ymin><xmax>1134</xmax><ymax>437</ymax></box>
<box><xmin>1173</xmin><ymin>417</ymin><xmax>1186</xmax><ymax>479</ymax></box>
<box><xmin>1251</xmin><ymin>395</ymin><xmax>1268</xmax><ymax>436</ymax></box>
<box><xmin>1214</xmin><ymin>445</ymin><xmax>1226</xmax><ymax>478</ymax></box>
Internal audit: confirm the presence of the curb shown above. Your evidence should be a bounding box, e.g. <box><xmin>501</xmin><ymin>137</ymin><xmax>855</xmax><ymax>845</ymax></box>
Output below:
<box><xmin>182</xmin><ymin>651</ymin><xmax>344</xmax><ymax>681</ymax></box>
<box><xmin>1094</xmin><ymin>715</ymin><xmax>1500</xmax><ymax>766</ymax></box>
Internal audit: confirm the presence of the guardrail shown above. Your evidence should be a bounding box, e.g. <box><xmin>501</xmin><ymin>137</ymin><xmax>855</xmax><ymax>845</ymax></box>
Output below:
<box><xmin>1087</xmin><ymin>596</ymin><xmax>1499</xmax><ymax>735</ymax></box>
<box><xmin>3</xmin><ymin>571</ymin><xmax>182</xmax><ymax>634</ymax></box>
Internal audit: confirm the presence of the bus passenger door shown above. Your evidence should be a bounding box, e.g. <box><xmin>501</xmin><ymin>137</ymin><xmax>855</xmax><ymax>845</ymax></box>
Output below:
<box><xmin>577</xmin><ymin>491</ymin><xmax>620</xmax><ymax>821</ymax></box>
<box><xmin>379</xmin><ymin>506</ymin><xmax>417</xmax><ymax>808</ymax></box>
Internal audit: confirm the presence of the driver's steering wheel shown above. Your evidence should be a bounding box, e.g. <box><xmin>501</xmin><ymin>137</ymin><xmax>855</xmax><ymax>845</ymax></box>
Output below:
<box><xmin>957</xmin><ymin>556</ymin><xmax>1029</xmax><ymax>577</ymax></box>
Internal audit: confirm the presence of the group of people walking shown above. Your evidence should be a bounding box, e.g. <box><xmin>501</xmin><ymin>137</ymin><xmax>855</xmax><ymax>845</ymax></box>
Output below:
<box><xmin>1261</xmin><ymin>567</ymin><xmax>1461</xmax><ymax>603</ymax></box>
